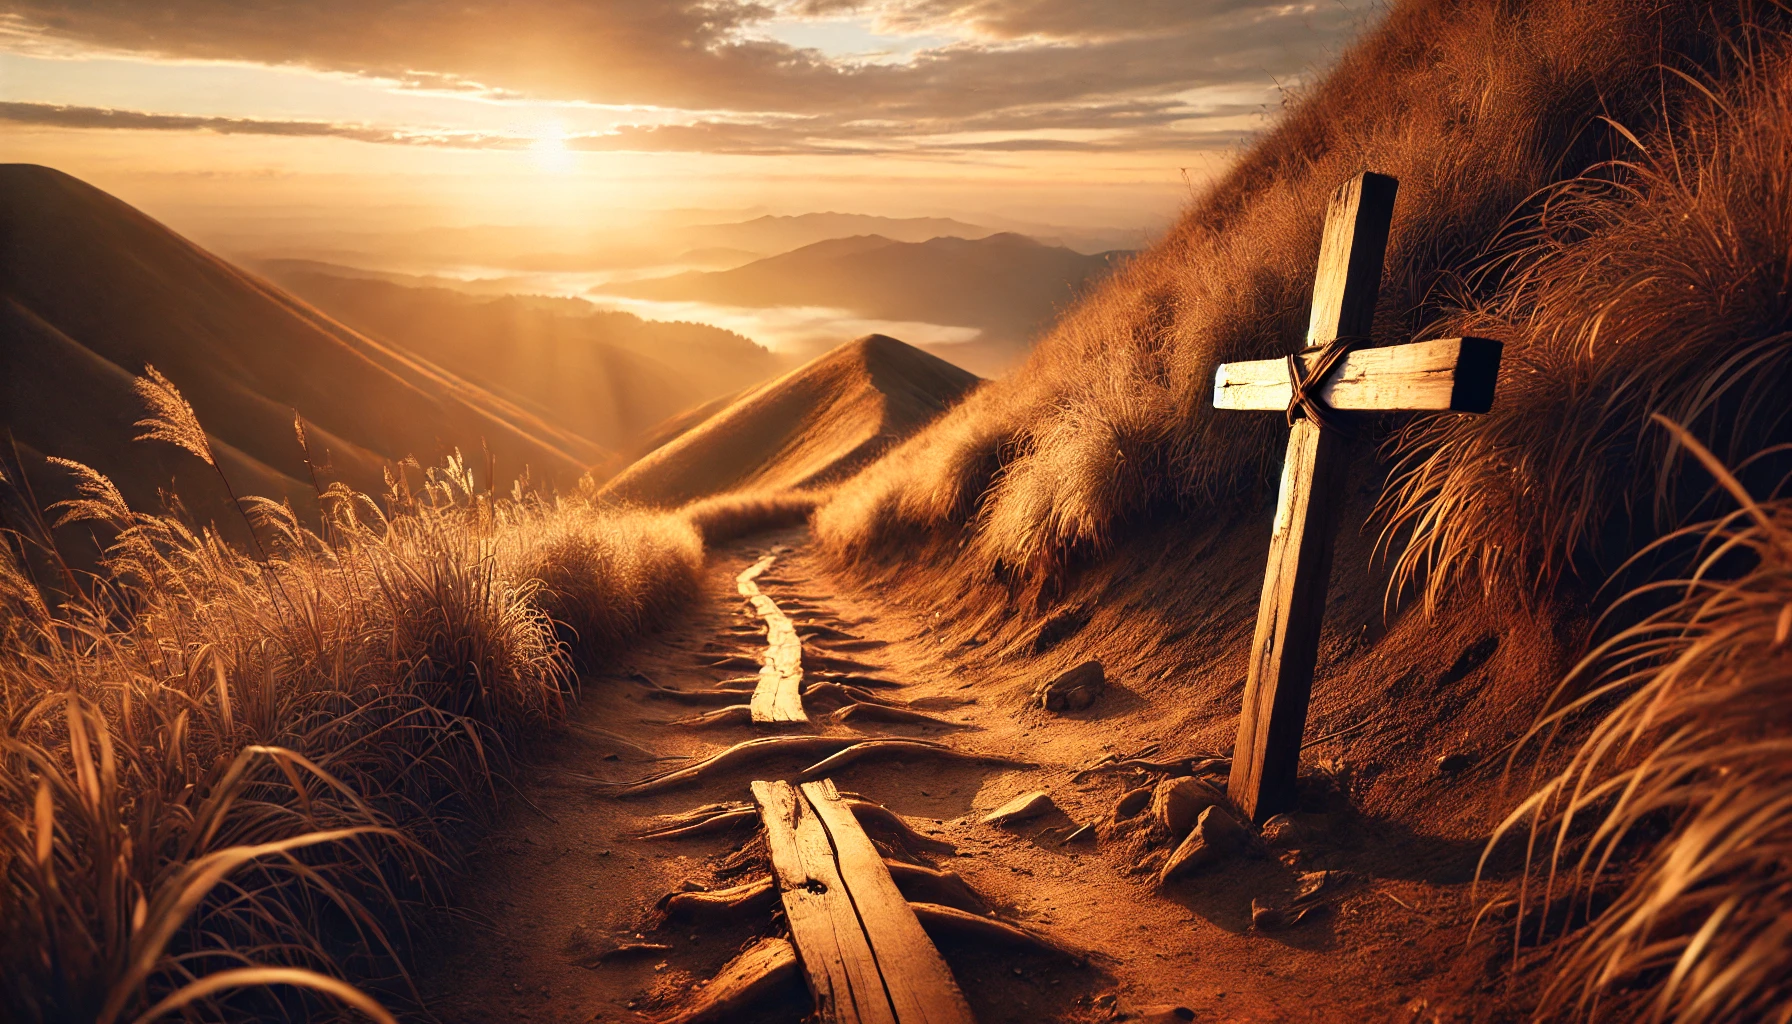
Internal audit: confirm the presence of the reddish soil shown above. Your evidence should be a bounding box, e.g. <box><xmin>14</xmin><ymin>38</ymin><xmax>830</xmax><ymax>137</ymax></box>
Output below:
<box><xmin>419</xmin><ymin>527</ymin><xmax>1532</xmax><ymax>1024</ymax></box>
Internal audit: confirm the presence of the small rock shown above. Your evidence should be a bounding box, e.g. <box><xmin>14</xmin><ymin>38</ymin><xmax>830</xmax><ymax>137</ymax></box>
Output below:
<box><xmin>1112</xmin><ymin>786</ymin><xmax>1152</xmax><ymax>820</ymax></box>
<box><xmin>1151</xmin><ymin>777</ymin><xmax>1226</xmax><ymax>836</ymax></box>
<box><xmin>983</xmin><ymin>790</ymin><xmax>1055</xmax><ymax>825</ymax></box>
<box><xmin>1135</xmin><ymin>1007</ymin><xmax>1196</xmax><ymax>1024</ymax></box>
<box><xmin>1259</xmin><ymin>813</ymin><xmax>1304</xmax><ymax>848</ymax></box>
<box><xmin>1034</xmin><ymin>660</ymin><xmax>1105</xmax><ymax>712</ymax></box>
<box><xmin>1158</xmin><ymin>805</ymin><xmax>1254</xmax><ymax>884</ymax></box>
<box><xmin>1437</xmin><ymin>752</ymin><xmax>1474</xmax><ymax>773</ymax></box>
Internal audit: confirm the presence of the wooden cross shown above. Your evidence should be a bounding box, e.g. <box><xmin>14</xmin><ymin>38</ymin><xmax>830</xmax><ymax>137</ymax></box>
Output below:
<box><xmin>1213</xmin><ymin>172</ymin><xmax>1503</xmax><ymax>823</ymax></box>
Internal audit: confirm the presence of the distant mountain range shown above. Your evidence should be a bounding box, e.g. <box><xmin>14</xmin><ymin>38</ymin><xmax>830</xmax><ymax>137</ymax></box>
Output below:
<box><xmin>605</xmin><ymin>233</ymin><xmax>1130</xmax><ymax>374</ymax></box>
<box><xmin>258</xmin><ymin>262</ymin><xmax>783</xmax><ymax>455</ymax></box>
<box><xmin>213</xmin><ymin>212</ymin><xmax>1146</xmax><ymax>276</ymax></box>
<box><xmin>662</xmin><ymin>213</ymin><xmax>994</xmax><ymax>254</ymax></box>
<box><xmin>0</xmin><ymin>165</ymin><xmax>784</xmax><ymax>552</ymax></box>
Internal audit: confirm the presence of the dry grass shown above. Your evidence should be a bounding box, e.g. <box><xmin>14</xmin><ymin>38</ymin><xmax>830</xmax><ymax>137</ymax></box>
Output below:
<box><xmin>1381</xmin><ymin>42</ymin><xmax>1792</xmax><ymax>611</ymax></box>
<box><xmin>680</xmin><ymin>490</ymin><xmax>821</xmax><ymax>546</ymax></box>
<box><xmin>817</xmin><ymin>0</ymin><xmax>1791</xmax><ymax>599</ymax></box>
<box><xmin>811</xmin><ymin>2</ymin><xmax>1792</xmax><ymax>1019</ymax></box>
<box><xmin>0</xmin><ymin>374</ymin><xmax>705</xmax><ymax>1021</ymax></box>
<box><xmin>1491</xmin><ymin>422</ymin><xmax>1792</xmax><ymax>1024</ymax></box>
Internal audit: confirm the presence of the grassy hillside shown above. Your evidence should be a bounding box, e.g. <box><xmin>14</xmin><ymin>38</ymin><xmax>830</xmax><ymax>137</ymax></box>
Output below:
<box><xmin>259</xmin><ymin>265</ymin><xmax>781</xmax><ymax>453</ymax></box>
<box><xmin>814</xmin><ymin>0</ymin><xmax>1792</xmax><ymax>1019</ymax></box>
<box><xmin>0</xmin><ymin>165</ymin><xmax>603</xmax><ymax>552</ymax></box>
<box><xmin>602</xmin><ymin>333</ymin><xmax>979</xmax><ymax>507</ymax></box>
<box><xmin>0</xmin><ymin>362</ymin><xmax>715</xmax><ymax>1023</ymax></box>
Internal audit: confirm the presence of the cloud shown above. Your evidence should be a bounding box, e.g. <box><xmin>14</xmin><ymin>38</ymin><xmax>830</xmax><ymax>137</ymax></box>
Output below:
<box><xmin>0</xmin><ymin>100</ymin><xmax>510</xmax><ymax>146</ymax></box>
<box><xmin>0</xmin><ymin>1</ymin><xmax>1367</xmax><ymax>121</ymax></box>
<box><xmin>0</xmin><ymin>99</ymin><xmax>1252</xmax><ymax>157</ymax></box>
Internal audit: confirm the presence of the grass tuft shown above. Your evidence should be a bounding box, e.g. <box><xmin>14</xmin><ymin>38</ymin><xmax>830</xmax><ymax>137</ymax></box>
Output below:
<box><xmin>1490</xmin><ymin>421</ymin><xmax>1792</xmax><ymax>1023</ymax></box>
<box><xmin>0</xmin><ymin>370</ymin><xmax>705</xmax><ymax>1022</ymax></box>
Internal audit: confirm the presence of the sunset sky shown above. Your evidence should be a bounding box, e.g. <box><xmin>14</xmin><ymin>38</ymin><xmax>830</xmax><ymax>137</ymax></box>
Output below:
<box><xmin>0</xmin><ymin>2</ymin><xmax>1376</xmax><ymax>246</ymax></box>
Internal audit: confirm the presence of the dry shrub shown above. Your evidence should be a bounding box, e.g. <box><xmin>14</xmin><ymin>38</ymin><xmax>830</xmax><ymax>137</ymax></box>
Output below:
<box><xmin>0</xmin><ymin>376</ymin><xmax>703</xmax><ymax>1021</ymax></box>
<box><xmin>818</xmin><ymin>0</ymin><xmax>1788</xmax><ymax>596</ymax></box>
<box><xmin>1382</xmin><ymin>44</ymin><xmax>1792</xmax><ymax>610</ymax></box>
<box><xmin>680</xmin><ymin>490</ymin><xmax>820</xmax><ymax>546</ymax></box>
<box><xmin>1493</xmin><ymin>423</ymin><xmax>1792</xmax><ymax>1024</ymax></box>
<box><xmin>513</xmin><ymin>500</ymin><xmax>703</xmax><ymax>658</ymax></box>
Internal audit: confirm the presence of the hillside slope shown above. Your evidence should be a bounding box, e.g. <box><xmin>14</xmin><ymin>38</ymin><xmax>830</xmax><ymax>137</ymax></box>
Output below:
<box><xmin>0</xmin><ymin>164</ymin><xmax>600</xmax><ymax>536</ymax></box>
<box><xmin>601</xmin><ymin>333</ymin><xmax>977</xmax><ymax>506</ymax></box>
<box><xmin>812</xmin><ymin>1</ymin><xmax>1792</xmax><ymax>1020</ymax></box>
<box><xmin>259</xmin><ymin>264</ymin><xmax>782</xmax><ymax>452</ymax></box>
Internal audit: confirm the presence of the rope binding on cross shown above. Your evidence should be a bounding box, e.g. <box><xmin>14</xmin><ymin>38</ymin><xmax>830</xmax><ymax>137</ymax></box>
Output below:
<box><xmin>1284</xmin><ymin>334</ymin><xmax>1368</xmax><ymax>436</ymax></box>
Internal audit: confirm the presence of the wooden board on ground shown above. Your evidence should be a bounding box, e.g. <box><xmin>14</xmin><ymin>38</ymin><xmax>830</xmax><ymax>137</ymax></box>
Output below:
<box><xmin>738</xmin><ymin>556</ymin><xmax>807</xmax><ymax>723</ymax></box>
<box><xmin>751</xmin><ymin>779</ymin><xmax>976</xmax><ymax>1024</ymax></box>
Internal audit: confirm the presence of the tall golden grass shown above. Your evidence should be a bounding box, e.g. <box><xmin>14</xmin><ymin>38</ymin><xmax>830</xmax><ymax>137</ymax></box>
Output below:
<box><xmin>0</xmin><ymin>373</ymin><xmax>704</xmax><ymax>1022</ymax></box>
<box><xmin>1492</xmin><ymin>421</ymin><xmax>1792</xmax><ymax>1023</ymax></box>
<box><xmin>816</xmin><ymin>0</ymin><xmax>1791</xmax><ymax>598</ymax></box>
<box><xmin>812</xmin><ymin>1</ymin><xmax>1792</xmax><ymax>1019</ymax></box>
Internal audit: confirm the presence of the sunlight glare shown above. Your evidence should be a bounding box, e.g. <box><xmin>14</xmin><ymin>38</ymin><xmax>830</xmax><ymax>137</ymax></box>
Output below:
<box><xmin>527</xmin><ymin>122</ymin><xmax>576</xmax><ymax>174</ymax></box>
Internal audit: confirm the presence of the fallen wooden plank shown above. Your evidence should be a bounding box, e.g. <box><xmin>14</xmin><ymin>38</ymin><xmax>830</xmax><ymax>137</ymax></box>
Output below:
<box><xmin>801</xmin><ymin>780</ymin><xmax>976</xmax><ymax>1024</ymax></box>
<box><xmin>1212</xmin><ymin>336</ymin><xmax>1502</xmax><ymax>413</ymax></box>
<box><xmin>738</xmin><ymin>556</ymin><xmax>808</xmax><ymax>724</ymax></box>
<box><xmin>751</xmin><ymin>780</ymin><xmax>895</xmax><ymax>1024</ymax></box>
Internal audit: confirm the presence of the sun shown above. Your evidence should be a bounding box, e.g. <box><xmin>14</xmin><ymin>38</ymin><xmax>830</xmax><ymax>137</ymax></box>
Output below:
<box><xmin>527</xmin><ymin>123</ymin><xmax>576</xmax><ymax>174</ymax></box>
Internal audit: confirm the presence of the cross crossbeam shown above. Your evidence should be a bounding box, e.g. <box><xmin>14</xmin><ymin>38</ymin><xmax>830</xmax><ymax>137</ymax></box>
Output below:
<box><xmin>1216</xmin><ymin>172</ymin><xmax>1503</xmax><ymax>823</ymax></box>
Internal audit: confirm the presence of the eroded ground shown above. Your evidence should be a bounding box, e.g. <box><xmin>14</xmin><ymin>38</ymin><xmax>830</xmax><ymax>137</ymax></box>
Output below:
<box><xmin>420</xmin><ymin>528</ymin><xmax>1512</xmax><ymax>1024</ymax></box>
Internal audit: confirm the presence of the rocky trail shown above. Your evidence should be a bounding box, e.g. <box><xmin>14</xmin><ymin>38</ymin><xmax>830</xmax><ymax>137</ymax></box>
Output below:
<box><xmin>419</xmin><ymin>529</ymin><xmax>1499</xmax><ymax>1024</ymax></box>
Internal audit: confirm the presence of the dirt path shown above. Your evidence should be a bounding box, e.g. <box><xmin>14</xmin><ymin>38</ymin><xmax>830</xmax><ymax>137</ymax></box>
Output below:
<box><xmin>419</xmin><ymin>528</ymin><xmax>1496</xmax><ymax>1024</ymax></box>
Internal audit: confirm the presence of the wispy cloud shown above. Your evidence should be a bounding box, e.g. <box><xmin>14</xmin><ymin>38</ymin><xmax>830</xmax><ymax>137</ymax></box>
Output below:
<box><xmin>0</xmin><ymin>99</ymin><xmax>1255</xmax><ymax>156</ymax></box>
<box><xmin>0</xmin><ymin>0</ymin><xmax>1370</xmax><ymax>150</ymax></box>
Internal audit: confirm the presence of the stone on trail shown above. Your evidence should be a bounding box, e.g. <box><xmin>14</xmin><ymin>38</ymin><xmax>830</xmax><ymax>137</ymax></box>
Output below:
<box><xmin>1135</xmin><ymin>1007</ymin><xmax>1196</xmax><ymax>1024</ymax></box>
<box><xmin>1150</xmin><ymin>776</ymin><xmax>1226</xmax><ymax>836</ymax></box>
<box><xmin>983</xmin><ymin>790</ymin><xmax>1055</xmax><ymax>825</ymax></box>
<box><xmin>1112</xmin><ymin>785</ymin><xmax>1152</xmax><ymax>821</ymax></box>
<box><xmin>1158</xmin><ymin>805</ymin><xmax>1256</xmax><ymax>885</ymax></box>
<box><xmin>1034</xmin><ymin>659</ymin><xmax>1104</xmax><ymax>712</ymax></box>
<box><xmin>1259</xmin><ymin>813</ymin><xmax>1306</xmax><ymax>848</ymax></box>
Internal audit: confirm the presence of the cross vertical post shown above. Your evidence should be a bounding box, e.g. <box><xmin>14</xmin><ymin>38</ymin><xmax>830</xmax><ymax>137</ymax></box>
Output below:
<box><xmin>1226</xmin><ymin>172</ymin><xmax>1399</xmax><ymax>823</ymax></box>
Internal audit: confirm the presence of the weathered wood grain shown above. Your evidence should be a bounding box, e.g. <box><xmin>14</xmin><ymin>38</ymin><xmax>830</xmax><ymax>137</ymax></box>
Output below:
<box><xmin>802</xmin><ymin>780</ymin><xmax>976</xmax><ymax>1024</ymax></box>
<box><xmin>738</xmin><ymin>556</ymin><xmax>808</xmax><ymax>724</ymax></box>
<box><xmin>751</xmin><ymin>780</ymin><xmax>895</xmax><ymax>1024</ymax></box>
<box><xmin>1212</xmin><ymin>336</ymin><xmax>1503</xmax><ymax>413</ymax></box>
<box><xmin>1227</xmin><ymin>171</ymin><xmax>1397</xmax><ymax>824</ymax></box>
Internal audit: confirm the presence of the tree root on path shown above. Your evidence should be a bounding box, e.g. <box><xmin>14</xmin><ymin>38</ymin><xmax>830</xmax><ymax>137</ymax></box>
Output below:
<box><xmin>795</xmin><ymin>624</ymin><xmax>859</xmax><ymax>641</ymax></box>
<box><xmin>660</xmin><ymin>936</ymin><xmax>802</xmax><ymax>1024</ymax></box>
<box><xmin>708</xmin><ymin>655</ymin><xmax>761</xmax><ymax>671</ymax></box>
<box><xmin>1072</xmin><ymin>748</ymin><xmax>1229</xmax><ymax>782</ymax></box>
<box><xmin>562</xmin><ymin>723</ymin><xmax>687</xmax><ymax>761</ymax></box>
<box><xmin>828</xmin><ymin>703</ymin><xmax>961</xmax><ymax>728</ymax></box>
<box><xmin>799</xmin><ymin>740</ymin><xmax>1034</xmax><ymax>780</ymax></box>
<box><xmin>633</xmin><ymin>806</ymin><xmax>759</xmax><ymax>840</ymax></box>
<box><xmin>884</xmin><ymin>860</ymin><xmax>988</xmax><ymax>913</ymax></box>
<box><xmin>658</xmin><ymin>877</ymin><xmax>778</xmax><ymax>924</ymax></box>
<box><xmin>806</xmin><ymin>671</ymin><xmax>904</xmax><ymax>690</ymax></box>
<box><xmin>713</xmin><ymin>676</ymin><xmax>760</xmax><ymax>690</ymax></box>
<box><xmin>812</xmin><ymin>638</ymin><xmax>888</xmax><ymax>653</ymax></box>
<box><xmin>666</xmin><ymin>705</ymin><xmax>755</xmax><ymax>728</ymax></box>
<box><xmin>845</xmin><ymin>798</ymin><xmax>958</xmax><ymax>853</ymax></box>
<box><xmin>607</xmin><ymin>736</ymin><xmax>859</xmax><ymax>796</ymax></box>
<box><xmin>805</xmin><ymin>653</ymin><xmax>885</xmax><ymax>673</ymax></box>
<box><xmin>646</xmin><ymin>688</ymin><xmax>751</xmax><ymax>706</ymax></box>
<box><xmin>801</xmin><ymin>681</ymin><xmax>904</xmax><ymax>706</ymax></box>
<box><xmin>909</xmin><ymin>903</ymin><xmax>1089</xmax><ymax>961</ymax></box>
